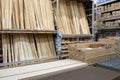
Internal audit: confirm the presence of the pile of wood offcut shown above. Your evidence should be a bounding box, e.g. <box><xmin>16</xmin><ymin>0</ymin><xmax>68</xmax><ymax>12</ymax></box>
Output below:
<box><xmin>0</xmin><ymin>0</ymin><xmax>54</xmax><ymax>30</ymax></box>
<box><xmin>56</xmin><ymin>0</ymin><xmax>90</xmax><ymax>34</ymax></box>
<box><xmin>2</xmin><ymin>34</ymin><xmax>56</xmax><ymax>64</ymax></box>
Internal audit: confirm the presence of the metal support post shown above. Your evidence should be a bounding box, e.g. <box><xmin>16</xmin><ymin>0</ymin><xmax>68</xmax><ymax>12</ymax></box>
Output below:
<box><xmin>92</xmin><ymin>0</ymin><xmax>95</xmax><ymax>41</ymax></box>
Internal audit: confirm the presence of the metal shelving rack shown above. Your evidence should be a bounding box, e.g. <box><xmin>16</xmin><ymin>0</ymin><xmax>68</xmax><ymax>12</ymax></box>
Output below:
<box><xmin>96</xmin><ymin>0</ymin><xmax>120</xmax><ymax>38</ymax></box>
<box><xmin>97</xmin><ymin>27</ymin><xmax>120</xmax><ymax>30</ymax></box>
<box><xmin>0</xmin><ymin>0</ymin><xmax>94</xmax><ymax>65</ymax></box>
<box><xmin>97</xmin><ymin>0</ymin><xmax>117</xmax><ymax>6</ymax></box>
<box><xmin>0</xmin><ymin>30</ymin><xmax>57</xmax><ymax>34</ymax></box>
<box><xmin>62</xmin><ymin>34</ymin><xmax>92</xmax><ymax>38</ymax></box>
<box><xmin>100</xmin><ymin>17</ymin><xmax>120</xmax><ymax>22</ymax></box>
<box><xmin>98</xmin><ymin>7</ymin><xmax>120</xmax><ymax>14</ymax></box>
<box><xmin>0</xmin><ymin>0</ymin><xmax>59</xmax><ymax>67</ymax></box>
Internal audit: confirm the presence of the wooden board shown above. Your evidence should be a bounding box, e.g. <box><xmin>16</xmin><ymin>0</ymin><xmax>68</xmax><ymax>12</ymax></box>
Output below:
<box><xmin>0</xmin><ymin>59</ymin><xmax>88</xmax><ymax>80</ymax></box>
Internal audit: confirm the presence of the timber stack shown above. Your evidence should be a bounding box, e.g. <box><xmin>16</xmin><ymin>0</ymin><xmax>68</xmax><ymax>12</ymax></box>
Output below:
<box><xmin>54</xmin><ymin>0</ymin><xmax>91</xmax><ymax>59</ymax></box>
<box><xmin>68</xmin><ymin>42</ymin><xmax>117</xmax><ymax>64</ymax></box>
<box><xmin>0</xmin><ymin>0</ymin><xmax>56</xmax><ymax>66</ymax></box>
<box><xmin>55</xmin><ymin>0</ymin><xmax>90</xmax><ymax>34</ymax></box>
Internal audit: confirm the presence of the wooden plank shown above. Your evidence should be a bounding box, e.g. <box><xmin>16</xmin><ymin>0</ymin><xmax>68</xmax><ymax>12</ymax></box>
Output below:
<box><xmin>21</xmin><ymin>34</ymin><xmax>28</xmax><ymax>60</ymax></box>
<box><xmin>13</xmin><ymin>0</ymin><xmax>19</xmax><ymax>29</ymax></box>
<box><xmin>33</xmin><ymin>0</ymin><xmax>41</xmax><ymax>29</ymax></box>
<box><xmin>34</xmin><ymin>34</ymin><xmax>42</xmax><ymax>58</ymax></box>
<box><xmin>24</xmin><ymin>34</ymin><xmax>33</xmax><ymax>60</ymax></box>
<box><xmin>47</xmin><ymin>35</ymin><xmax>56</xmax><ymax>56</ymax></box>
<box><xmin>10</xmin><ymin>34</ymin><xmax>15</xmax><ymax>63</ymax></box>
<box><xmin>0</xmin><ymin>59</ymin><xmax>88</xmax><ymax>80</ymax></box>
<box><xmin>1</xmin><ymin>0</ymin><xmax>12</xmax><ymax>29</ymax></box>
<box><xmin>2</xmin><ymin>34</ymin><xmax>8</xmax><ymax>63</ymax></box>
<box><xmin>24</xmin><ymin>0</ymin><xmax>31</xmax><ymax>29</ymax></box>
<box><xmin>19</xmin><ymin>0</ymin><xmax>24</xmax><ymax>29</ymax></box>
<box><xmin>7</xmin><ymin>34</ymin><xmax>11</xmax><ymax>63</ymax></box>
<box><xmin>13</xmin><ymin>34</ymin><xmax>19</xmax><ymax>62</ymax></box>
<box><xmin>28</xmin><ymin>34</ymin><xmax>38</xmax><ymax>59</ymax></box>
<box><xmin>19</xmin><ymin>34</ymin><xmax>25</xmax><ymax>61</ymax></box>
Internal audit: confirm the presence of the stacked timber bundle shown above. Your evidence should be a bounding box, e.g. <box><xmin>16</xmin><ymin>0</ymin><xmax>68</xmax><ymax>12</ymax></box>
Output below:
<box><xmin>68</xmin><ymin>42</ymin><xmax>117</xmax><ymax>64</ymax></box>
<box><xmin>0</xmin><ymin>0</ymin><xmax>54</xmax><ymax>30</ymax></box>
<box><xmin>57</xmin><ymin>0</ymin><xmax>90</xmax><ymax>34</ymax></box>
<box><xmin>0</xmin><ymin>0</ymin><xmax>56</xmax><ymax>66</ymax></box>
<box><xmin>2</xmin><ymin>34</ymin><xmax>56</xmax><ymax>64</ymax></box>
<box><xmin>99</xmin><ymin>37</ymin><xmax>116</xmax><ymax>46</ymax></box>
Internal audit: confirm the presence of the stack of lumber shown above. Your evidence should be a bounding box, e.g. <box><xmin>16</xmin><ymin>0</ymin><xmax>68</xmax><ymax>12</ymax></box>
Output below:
<box><xmin>0</xmin><ymin>0</ymin><xmax>57</xmax><ymax>66</ymax></box>
<box><xmin>61</xmin><ymin>39</ymin><xmax>91</xmax><ymax>60</ymax></box>
<box><xmin>68</xmin><ymin>42</ymin><xmax>117</xmax><ymax>64</ymax></box>
<box><xmin>2</xmin><ymin>34</ymin><xmax>56</xmax><ymax>64</ymax></box>
<box><xmin>0</xmin><ymin>0</ymin><xmax>54</xmax><ymax>30</ymax></box>
<box><xmin>57</xmin><ymin>0</ymin><xmax>90</xmax><ymax>34</ymax></box>
<box><xmin>99</xmin><ymin>37</ymin><xmax>116</xmax><ymax>45</ymax></box>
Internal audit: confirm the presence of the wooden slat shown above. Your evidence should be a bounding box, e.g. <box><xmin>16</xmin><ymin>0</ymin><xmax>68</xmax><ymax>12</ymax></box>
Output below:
<box><xmin>1</xmin><ymin>0</ymin><xmax>13</xmax><ymax>29</ymax></box>
<box><xmin>2</xmin><ymin>34</ymin><xmax>7</xmax><ymax>63</ymax></box>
